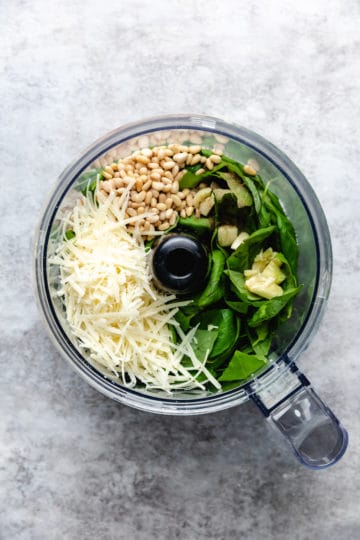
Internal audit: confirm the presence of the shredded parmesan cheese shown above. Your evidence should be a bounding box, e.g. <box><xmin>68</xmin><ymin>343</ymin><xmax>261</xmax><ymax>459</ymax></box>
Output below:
<box><xmin>50</xmin><ymin>189</ymin><xmax>220</xmax><ymax>394</ymax></box>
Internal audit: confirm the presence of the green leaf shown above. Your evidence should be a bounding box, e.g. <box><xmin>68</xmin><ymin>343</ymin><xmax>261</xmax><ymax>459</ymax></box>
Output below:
<box><xmin>191</xmin><ymin>328</ymin><xmax>218</xmax><ymax>362</ymax></box>
<box><xmin>248</xmin><ymin>286</ymin><xmax>302</xmax><ymax>327</ymax></box>
<box><xmin>179</xmin><ymin>162</ymin><xmax>226</xmax><ymax>189</ymax></box>
<box><xmin>174</xmin><ymin>304</ymin><xmax>199</xmax><ymax>332</ymax></box>
<box><xmin>263</xmin><ymin>193</ymin><xmax>299</xmax><ymax>275</ymax></box>
<box><xmin>185</xmin><ymin>163</ymin><xmax>203</xmax><ymax>174</ymax></box>
<box><xmin>218</xmin><ymin>171</ymin><xmax>253</xmax><ymax>208</ymax></box>
<box><xmin>219</xmin><ymin>350</ymin><xmax>267</xmax><ymax>381</ymax></box>
<box><xmin>227</xmin><ymin>226</ymin><xmax>276</xmax><ymax>272</ymax></box>
<box><xmin>197</xmin><ymin>250</ymin><xmax>226</xmax><ymax>308</ymax></box>
<box><xmin>241</xmin><ymin>177</ymin><xmax>262</xmax><ymax>214</ymax></box>
<box><xmin>247</xmin><ymin>322</ymin><xmax>272</xmax><ymax>356</ymax></box>
<box><xmin>224</xmin><ymin>270</ymin><xmax>263</xmax><ymax>304</ymax></box>
<box><xmin>177</xmin><ymin>216</ymin><xmax>213</xmax><ymax>236</ymax></box>
<box><xmin>224</xmin><ymin>299</ymin><xmax>249</xmax><ymax>314</ymax></box>
<box><xmin>76</xmin><ymin>168</ymin><xmax>103</xmax><ymax>195</ymax></box>
<box><xmin>197</xmin><ymin>309</ymin><xmax>240</xmax><ymax>359</ymax></box>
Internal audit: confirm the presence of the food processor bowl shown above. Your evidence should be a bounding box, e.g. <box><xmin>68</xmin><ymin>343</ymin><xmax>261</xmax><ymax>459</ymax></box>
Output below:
<box><xmin>34</xmin><ymin>115</ymin><xmax>348</xmax><ymax>469</ymax></box>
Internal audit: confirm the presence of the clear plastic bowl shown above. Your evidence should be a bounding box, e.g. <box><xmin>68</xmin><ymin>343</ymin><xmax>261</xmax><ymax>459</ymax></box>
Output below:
<box><xmin>34</xmin><ymin>114</ymin><xmax>348</xmax><ymax>468</ymax></box>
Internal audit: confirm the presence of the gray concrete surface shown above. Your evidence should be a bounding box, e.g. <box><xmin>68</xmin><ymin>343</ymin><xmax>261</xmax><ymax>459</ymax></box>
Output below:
<box><xmin>1</xmin><ymin>1</ymin><xmax>360</xmax><ymax>539</ymax></box>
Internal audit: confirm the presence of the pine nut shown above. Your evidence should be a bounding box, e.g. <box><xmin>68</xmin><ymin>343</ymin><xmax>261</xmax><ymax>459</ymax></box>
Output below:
<box><xmin>159</xmin><ymin>211</ymin><xmax>166</xmax><ymax>220</ymax></box>
<box><xmin>188</xmin><ymin>145</ymin><xmax>202</xmax><ymax>154</ymax></box>
<box><xmin>141</xmin><ymin>148</ymin><xmax>152</xmax><ymax>158</ymax></box>
<box><xmin>126</xmin><ymin>207</ymin><xmax>137</xmax><ymax>217</ymax></box>
<box><xmin>169</xmin><ymin>213</ymin><xmax>177</xmax><ymax>226</ymax></box>
<box><xmin>171</xmin><ymin>194</ymin><xmax>182</xmax><ymax>207</ymax></box>
<box><xmin>186</xmin><ymin>206</ymin><xmax>194</xmax><ymax>217</ymax></box>
<box><xmin>180</xmin><ymin>209</ymin><xmax>186</xmax><ymax>218</ymax></box>
<box><xmin>213</xmin><ymin>144</ymin><xmax>224</xmax><ymax>155</ymax></box>
<box><xmin>175</xmin><ymin>171</ymin><xmax>185</xmax><ymax>182</ymax></box>
<box><xmin>171</xmin><ymin>165</ymin><xmax>179</xmax><ymax>177</ymax></box>
<box><xmin>113</xmin><ymin>178</ymin><xmax>123</xmax><ymax>188</ymax></box>
<box><xmin>210</xmin><ymin>154</ymin><xmax>221</xmax><ymax>164</ymax></box>
<box><xmin>103</xmin><ymin>171</ymin><xmax>113</xmax><ymax>180</ymax></box>
<box><xmin>111</xmin><ymin>162</ymin><xmax>118</xmax><ymax>171</ymax></box>
<box><xmin>135</xmin><ymin>155</ymin><xmax>149</xmax><ymax>164</ymax></box>
<box><xmin>143</xmin><ymin>180</ymin><xmax>152</xmax><ymax>191</ymax></box>
<box><xmin>159</xmin><ymin>193</ymin><xmax>166</xmax><ymax>203</ymax></box>
<box><xmin>244</xmin><ymin>164</ymin><xmax>257</xmax><ymax>176</ymax></box>
<box><xmin>191</xmin><ymin>154</ymin><xmax>201</xmax><ymax>165</ymax></box>
<box><xmin>165</xmin><ymin>198</ymin><xmax>173</xmax><ymax>208</ymax></box>
<box><xmin>162</xmin><ymin>185</ymin><xmax>171</xmax><ymax>193</ymax></box>
<box><xmin>165</xmin><ymin>208</ymin><xmax>173</xmax><ymax>219</ymax></box>
<box><xmin>186</xmin><ymin>153</ymin><xmax>192</xmax><ymax>165</ymax></box>
<box><xmin>113</xmin><ymin>172</ymin><xmax>120</xmax><ymax>178</ymax></box>
<box><xmin>157</xmin><ymin>203</ymin><xmax>167</xmax><ymax>211</ymax></box>
<box><xmin>206</xmin><ymin>158</ymin><xmax>214</xmax><ymax>170</ymax></box>
<box><xmin>152</xmin><ymin>190</ymin><xmax>159</xmax><ymax>198</ymax></box>
<box><xmin>152</xmin><ymin>181</ymin><xmax>164</xmax><ymax>191</ymax></box>
<box><xmin>145</xmin><ymin>191</ymin><xmax>152</xmax><ymax>205</ymax></box>
<box><xmin>151</xmin><ymin>172</ymin><xmax>161</xmax><ymax>181</ymax></box>
<box><xmin>186</xmin><ymin>194</ymin><xmax>193</xmax><ymax>206</ymax></box>
<box><xmin>158</xmin><ymin>221</ymin><xmax>170</xmax><ymax>231</ymax></box>
<box><xmin>177</xmin><ymin>191</ymin><xmax>186</xmax><ymax>200</ymax></box>
<box><xmin>137</xmin><ymin>206</ymin><xmax>145</xmax><ymax>214</ymax></box>
<box><xmin>168</xmin><ymin>144</ymin><xmax>181</xmax><ymax>153</ymax></box>
<box><xmin>151</xmin><ymin>197</ymin><xmax>157</xmax><ymax>207</ymax></box>
<box><xmin>135</xmin><ymin>179</ymin><xmax>143</xmax><ymax>192</ymax></box>
<box><xmin>247</xmin><ymin>159</ymin><xmax>260</xmax><ymax>172</ymax></box>
<box><xmin>195</xmin><ymin>168</ymin><xmax>205</xmax><ymax>175</ymax></box>
<box><xmin>171</xmin><ymin>180</ymin><xmax>179</xmax><ymax>193</ymax></box>
<box><xmin>148</xmin><ymin>215</ymin><xmax>159</xmax><ymax>224</ymax></box>
<box><xmin>148</xmin><ymin>162</ymin><xmax>159</xmax><ymax>169</ymax></box>
<box><xmin>173</xmin><ymin>152</ymin><xmax>188</xmax><ymax>164</ymax></box>
<box><xmin>162</xmin><ymin>161</ymin><xmax>176</xmax><ymax>170</ymax></box>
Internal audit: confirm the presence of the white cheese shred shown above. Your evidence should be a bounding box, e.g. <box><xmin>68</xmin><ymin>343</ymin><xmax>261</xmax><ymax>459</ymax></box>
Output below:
<box><xmin>50</xmin><ymin>188</ymin><xmax>221</xmax><ymax>394</ymax></box>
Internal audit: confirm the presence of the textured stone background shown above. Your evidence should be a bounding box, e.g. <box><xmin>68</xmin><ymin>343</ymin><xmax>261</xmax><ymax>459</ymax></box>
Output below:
<box><xmin>1</xmin><ymin>1</ymin><xmax>360</xmax><ymax>539</ymax></box>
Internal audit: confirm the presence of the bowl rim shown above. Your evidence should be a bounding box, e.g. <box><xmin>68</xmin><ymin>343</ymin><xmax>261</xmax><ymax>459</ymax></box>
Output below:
<box><xmin>33</xmin><ymin>114</ymin><xmax>332</xmax><ymax>414</ymax></box>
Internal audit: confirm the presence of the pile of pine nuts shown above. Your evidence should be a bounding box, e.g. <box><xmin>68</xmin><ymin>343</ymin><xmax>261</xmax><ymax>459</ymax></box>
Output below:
<box><xmin>97</xmin><ymin>144</ymin><xmax>227</xmax><ymax>239</ymax></box>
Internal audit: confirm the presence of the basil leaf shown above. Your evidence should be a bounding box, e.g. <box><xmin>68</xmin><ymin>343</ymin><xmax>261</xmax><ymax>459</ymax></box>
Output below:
<box><xmin>224</xmin><ymin>270</ymin><xmax>263</xmax><ymax>305</ymax></box>
<box><xmin>248</xmin><ymin>286</ymin><xmax>302</xmax><ymax>327</ymax></box>
<box><xmin>197</xmin><ymin>309</ymin><xmax>240</xmax><ymax>359</ymax></box>
<box><xmin>198</xmin><ymin>250</ymin><xmax>226</xmax><ymax>308</ymax></box>
<box><xmin>247</xmin><ymin>322</ymin><xmax>272</xmax><ymax>356</ymax></box>
<box><xmin>177</xmin><ymin>216</ymin><xmax>213</xmax><ymax>237</ymax></box>
<box><xmin>224</xmin><ymin>299</ymin><xmax>249</xmax><ymax>314</ymax></box>
<box><xmin>219</xmin><ymin>350</ymin><xmax>267</xmax><ymax>381</ymax></box>
<box><xmin>76</xmin><ymin>168</ymin><xmax>103</xmax><ymax>195</ymax></box>
<box><xmin>174</xmin><ymin>304</ymin><xmax>199</xmax><ymax>332</ymax></box>
<box><xmin>227</xmin><ymin>226</ymin><xmax>276</xmax><ymax>272</ymax></box>
<box><xmin>179</xmin><ymin>162</ymin><xmax>226</xmax><ymax>189</ymax></box>
<box><xmin>191</xmin><ymin>328</ymin><xmax>218</xmax><ymax>362</ymax></box>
